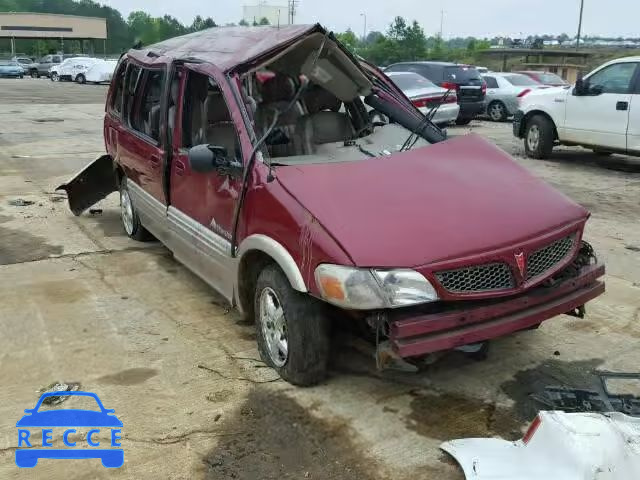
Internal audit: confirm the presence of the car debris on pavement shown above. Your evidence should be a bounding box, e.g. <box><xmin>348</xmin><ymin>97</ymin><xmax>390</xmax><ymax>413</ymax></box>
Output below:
<box><xmin>441</xmin><ymin>410</ymin><xmax>640</xmax><ymax>479</ymax></box>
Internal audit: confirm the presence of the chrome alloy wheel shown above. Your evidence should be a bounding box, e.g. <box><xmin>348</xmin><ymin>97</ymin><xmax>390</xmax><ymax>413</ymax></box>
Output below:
<box><xmin>259</xmin><ymin>287</ymin><xmax>288</xmax><ymax>367</ymax></box>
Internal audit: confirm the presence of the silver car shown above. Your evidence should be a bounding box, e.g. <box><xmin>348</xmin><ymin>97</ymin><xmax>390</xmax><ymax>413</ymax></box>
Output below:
<box><xmin>386</xmin><ymin>71</ymin><xmax>460</xmax><ymax>126</ymax></box>
<box><xmin>482</xmin><ymin>72</ymin><xmax>544</xmax><ymax>121</ymax></box>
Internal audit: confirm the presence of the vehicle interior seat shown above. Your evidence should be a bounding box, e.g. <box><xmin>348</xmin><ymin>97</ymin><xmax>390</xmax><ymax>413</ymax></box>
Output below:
<box><xmin>254</xmin><ymin>73</ymin><xmax>306</xmax><ymax>157</ymax></box>
<box><xmin>204</xmin><ymin>92</ymin><xmax>240</xmax><ymax>161</ymax></box>
<box><xmin>167</xmin><ymin>76</ymin><xmax>180</xmax><ymax>146</ymax></box>
<box><xmin>143</xmin><ymin>76</ymin><xmax>162</xmax><ymax>139</ymax></box>
<box><xmin>295</xmin><ymin>87</ymin><xmax>355</xmax><ymax>155</ymax></box>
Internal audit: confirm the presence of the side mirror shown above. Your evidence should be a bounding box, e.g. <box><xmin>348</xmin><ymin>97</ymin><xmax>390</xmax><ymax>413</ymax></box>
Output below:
<box><xmin>573</xmin><ymin>78</ymin><xmax>588</xmax><ymax>96</ymax></box>
<box><xmin>188</xmin><ymin>144</ymin><xmax>227</xmax><ymax>173</ymax></box>
<box><xmin>188</xmin><ymin>144</ymin><xmax>242</xmax><ymax>176</ymax></box>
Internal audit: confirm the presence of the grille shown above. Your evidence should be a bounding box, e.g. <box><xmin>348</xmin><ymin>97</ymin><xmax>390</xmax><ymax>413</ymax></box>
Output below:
<box><xmin>435</xmin><ymin>262</ymin><xmax>515</xmax><ymax>294</ymax></box>
<box><xmin>526</xmin><ymin>235</ymin><xmax>575</xmax><ymax>280</ymax></box>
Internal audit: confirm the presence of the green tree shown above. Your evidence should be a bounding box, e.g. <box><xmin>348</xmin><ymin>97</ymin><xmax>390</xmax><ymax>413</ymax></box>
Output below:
<box><xmin>239</xmin><ymin>19</ymin><xmax>249</xmax><ymax>26</ymax></box>
<box><xmin>259</xmin><ymin>17</ymin><xmax>270</xmax><ymax>25</ymax></box>
<box><xmin>335</xmin><ymin>29</ymin><xmax>359</xmax><ymax>52</ymax></box>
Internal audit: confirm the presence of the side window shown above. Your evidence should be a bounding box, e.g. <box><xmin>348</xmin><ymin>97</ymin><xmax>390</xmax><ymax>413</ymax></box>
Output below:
<box><xmin>484</xmin><ymin>76</ymin><xmax>499</xmax><ymax>89</ymax></box>
<box><xmin>131</xmin><ymin>69</ymin><xmax>165</xmax><ymax>141</ymax></box>
<box><xmin>110</xmin><ymin>61</ymin><xmax>127</xmax><ymax>116</ymax></box>
<box><xmin>123</xmin><ymin>64</ymin><xmax>142</xmax><ymax>125</ymax></box>
<box><xmin>385</xmin><ymin>64</ymin><xmax>403</xmax><ymax>73</ymax></box>
<box><xmin>181</xmin><ymin>71</ymin><xmax>240</xmax><ymax>161</ymax></box>
<box><xmin>588</xmin><ymin>62</ymin><xmax>638</xmax><ymax>94</ymax></box>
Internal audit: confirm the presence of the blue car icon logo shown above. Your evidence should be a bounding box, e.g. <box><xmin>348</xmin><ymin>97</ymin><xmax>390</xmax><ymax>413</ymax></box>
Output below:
<box><xmin>16</xmin><ymin>391</ymin><xmax>123</xmax><ymax>468</ymax></box>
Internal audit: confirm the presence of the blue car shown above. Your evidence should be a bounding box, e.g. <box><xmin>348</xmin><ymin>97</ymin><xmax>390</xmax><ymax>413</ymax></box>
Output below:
<box><xmin>0</xmin><ymin>60</ymin><xmax>24</xmax><ymax>78</ymax></box>
<box><xmin>15</xmin><ymin>391</ymin><xmax>123</xmax><ymax>468</ymax></box>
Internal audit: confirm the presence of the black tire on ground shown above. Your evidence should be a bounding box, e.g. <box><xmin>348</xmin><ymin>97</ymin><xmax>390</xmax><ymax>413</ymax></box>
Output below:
<box><xmin>487</xmin><ymin>101</ymin><xmax>508</xmax><ymax>122</ymax></box>
<box><xmin>76</xmin><ymin>73</ymin><xmax>86</xmax><ymax>84</ymax></box>
<box><xmin>19</xmin><ymin>75</ymin><xmax>23</xmax><ymax>79</ymax></box>
<box><xmin>593</xmin><ymin>149</ymin><xmax>613</xmax><ymax>157</ymax></box>
<box><xmin>119</xmin><ymin>178</ymin><xmax>152</xmax><ymax>241</ymax></box>
<box><xmin>50</xmin><ymin>72</ymin><xmax>59</xmax><ymax>82</ymax></box>
<box><xmin>524</xmin><ymin>114</ymin><xmax>555</xmax><ymax>159</ymax></box>
<box><xmin>455</xmin><ymin>117</ymin><xmax>473</xmax><ymax>125</ymax></box>
<box><xmin>30</xmin><ymin>69</ymin><xmax>39</xmax><ymax>78</ymax></box>
<box><xmin>254</xmin><ymin>264</ymin><xmax>330</xmax><ymax>386</ymax></box>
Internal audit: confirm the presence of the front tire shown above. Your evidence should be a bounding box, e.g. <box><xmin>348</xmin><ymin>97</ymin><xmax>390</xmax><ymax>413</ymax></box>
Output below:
<box><xmin>76</xmin><ymin>73</ymin><xmax>86</xmax><ymax>84</ymax></box>
<box><xmin>254</xmin><ymin>264</ymin><xmax>330</xmax><ymax>386</ymax></box>
<box><xmin>50</xmin><ymin>72</ymin><xmax>59</xmax><ymax>82</ymax></box>
<box><xmin>487</xmin><ymin>101</ymin><xmax>508</xmax><ymax>121</ymax></box>
<box><xmin>120</xmin><ymin>178</ymin><xmax>151</xmax><ymax>241</ymax></box>
<box><xmin>30</xmin><ymin>69</ymin><xmax>39</xmax><ymax>78</ymax></box>
<box><xmin>524</xmin><ymin>115</ymin><xmax>555</xmax><ymax>159</ymax></box>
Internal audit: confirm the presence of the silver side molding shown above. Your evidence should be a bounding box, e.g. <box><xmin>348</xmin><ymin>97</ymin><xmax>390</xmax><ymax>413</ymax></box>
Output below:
<box><xmin>237</xmin><ymin>234</ymin><xmax>307</xmax><ymax>292</ymax></box>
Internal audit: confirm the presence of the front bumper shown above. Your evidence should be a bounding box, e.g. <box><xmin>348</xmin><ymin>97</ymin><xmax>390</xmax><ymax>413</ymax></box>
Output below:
<box><xmin>388</xmin><ymin>263</ymin><xmax>605</xmax><ymax>358</ymax></box>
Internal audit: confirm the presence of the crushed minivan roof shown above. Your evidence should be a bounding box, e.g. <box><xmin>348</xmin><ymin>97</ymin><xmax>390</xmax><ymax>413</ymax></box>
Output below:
<box><xmin>133</xmin><ymin>24</ymin><xmax>323</xmax><ymax>72</ymax></box>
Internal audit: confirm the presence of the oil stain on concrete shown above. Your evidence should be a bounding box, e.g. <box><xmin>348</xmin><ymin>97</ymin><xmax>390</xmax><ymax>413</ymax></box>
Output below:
<box><xmin>96</xmin><ymin>367</ymin><xmax>159</xmax><ymax>386</ymax></box>
<box><xmin>0</xmin><ymin>225</ymin><xmax>63</xmax><ymax>265</ymax></box>
<box><xmin>405</xmin><ymin>390</ymin><xmax>523</xmax><ymax>442</ymax></box>
<box><xmin>501</xmin><ymin>358</ymin><xmax>604</xmax><ymax>421</ymax></box>
<box><xmin>203</xmin><ymin>388</ymin><xmax>378</xmax><ymax>480</ymax></box>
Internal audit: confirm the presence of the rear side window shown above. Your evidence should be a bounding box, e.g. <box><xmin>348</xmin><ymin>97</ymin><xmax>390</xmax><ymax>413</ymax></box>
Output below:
<box><xmin>503</xmin><ymin>74</ymin><xmax>539</xmax><ymax>87</ymax></box>
<box><xmin>390</xmin><ymin>73</ymin><xmax>438</xmax><ymax>90</ymax></box>
<box><xmin>110</xmin><ymin>60</ymin><xmax>127</xmax><ymax>116</ymax></box>
<box><xmin>483</xmin><ymin>76</ymin><xmax>499</xmax><ymax>88</ymax></box>
<box><xmin>444</xmin><ymin>66</ymin><xmax>481</xmax><ymax>82</ymax></box>
<box><xmin>131</xmin><ymin>69</ymin><xmax>165</xmax><ymax>141</ymax></box>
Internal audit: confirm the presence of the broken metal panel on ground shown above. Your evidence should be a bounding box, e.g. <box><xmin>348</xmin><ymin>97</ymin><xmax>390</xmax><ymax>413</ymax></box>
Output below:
<box><xmin>441</xmin><ymin>411</ymin><xmax>640</xmax><ymax>480</ymax></box>
<box><xmin>56</xmin><ymin>154</ymin><xmax>117</xmax><ymax>216</ymax></box>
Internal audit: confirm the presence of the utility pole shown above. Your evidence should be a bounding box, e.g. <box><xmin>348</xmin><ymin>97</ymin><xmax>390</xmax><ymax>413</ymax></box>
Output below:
<box><xmin>288</xmin><ymin>0</ymin><xmax>298</xmax><ymax>24</ymax></box>
<box><xmin>576</xmin><ymin>0</ymin><xmax>584</xmax><ymax>49</ymax></box>
<box><xmin>439</xmin><ymin>10</ymin><xmax>444</xmax><ymax>39</ymax></box>
<box><xmin>360</xmin><ymin>13</ymin><xmax>367</xmax><ymax>42</ymax></box>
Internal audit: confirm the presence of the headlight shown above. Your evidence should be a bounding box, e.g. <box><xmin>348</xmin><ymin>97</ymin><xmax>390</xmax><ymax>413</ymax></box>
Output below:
<box><xmin>314</xmin><ymin>264</ymin><xmax>439</xmax><ymax>310</ymax></box>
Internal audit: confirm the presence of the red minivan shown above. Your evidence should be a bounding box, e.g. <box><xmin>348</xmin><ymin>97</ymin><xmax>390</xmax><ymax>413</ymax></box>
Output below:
<box><xmin>59</xmin><ymin>24</ymin><xmax>605</xmax><ymax>385</ymax></box>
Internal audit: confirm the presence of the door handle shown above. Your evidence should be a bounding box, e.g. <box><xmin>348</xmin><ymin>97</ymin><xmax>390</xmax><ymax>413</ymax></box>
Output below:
<box><xmin>175</xmin><ymin>160</ymin><xmax>186</xmax><ymax>176</ymax></box>
<box><xmin>150</xmin><ymin>154</ymin><xmax>161</xmax><ymax>168</ymax></box>
<box><xmin>616</xmin><ymin>101</ymin><xmax>629</xmax><ymax>111</ymax></box>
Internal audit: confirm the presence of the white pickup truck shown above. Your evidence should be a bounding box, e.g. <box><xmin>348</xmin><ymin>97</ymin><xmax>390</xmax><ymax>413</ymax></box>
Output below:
<box><xmin>514</xmin><ymin>57</ymin><xmax>640</xmax><ymax>159</ymax></box>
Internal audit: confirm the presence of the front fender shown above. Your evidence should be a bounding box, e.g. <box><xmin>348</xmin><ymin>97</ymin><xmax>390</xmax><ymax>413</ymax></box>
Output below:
<box><xmin>237</xmin><ymin>234</ymin><xmax>307</xmax><ymax>292</ymax></box>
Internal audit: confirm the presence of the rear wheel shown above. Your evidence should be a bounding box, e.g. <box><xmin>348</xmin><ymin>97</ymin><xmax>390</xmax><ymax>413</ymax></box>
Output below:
<box><xmin>30</xmin><ymin>69</ymin><xmax>39</xmax><ymax>78</ymax></box>
<box><xmin>487</xmin><ymin>101</ymin><xmax>508</xmax><ymax>121</ymax></box>
<box><xmin>254</xmin><ymin>264</ymin><xmax>330</xmax><ymax>386</ymax></box>
<box><xmin>75</xmin><ymin>73</ymin><xmax>86</xmax><ymax>84</ymax></box>
<box><xmin>524</xmin><ymin>115</ymin><xmax>555</xmax><ymax>159</ymax></box>
<box><xmin>50</xmin><ymin>72</ymin><xmax>59</xmax><ymax>82</ymax></box>
<box><xmin>120</xmin><ymin>178</ymin><xmax>151</xmax><ymax>241</ymax></box>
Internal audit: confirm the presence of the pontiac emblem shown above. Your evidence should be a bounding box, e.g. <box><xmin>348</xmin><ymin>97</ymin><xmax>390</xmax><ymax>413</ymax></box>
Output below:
<box><xmin>514</xmin><ymin>252</ymin><xmax>526</xmax><ymax>278</ymax></box>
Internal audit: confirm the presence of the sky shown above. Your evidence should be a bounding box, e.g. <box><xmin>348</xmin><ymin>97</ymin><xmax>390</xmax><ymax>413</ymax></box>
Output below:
<box><xmin>99</xmin><ymin>0</ymin><xmax>638</xmax><ymax>39</ymax></box>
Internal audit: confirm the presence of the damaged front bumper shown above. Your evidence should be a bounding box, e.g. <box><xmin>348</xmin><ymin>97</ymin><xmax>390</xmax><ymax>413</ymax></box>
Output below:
<box><xmin>387</xmin><ymin>262</ymin><xmax>605</xmax><ymax>358</ymax></box>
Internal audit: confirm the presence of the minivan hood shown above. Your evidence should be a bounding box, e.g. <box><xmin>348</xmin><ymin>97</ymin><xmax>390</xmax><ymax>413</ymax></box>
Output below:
<box><xmin>276</xmin><ymin>134</ymin><xmax>588</xmax><ymax>268</ymax></box>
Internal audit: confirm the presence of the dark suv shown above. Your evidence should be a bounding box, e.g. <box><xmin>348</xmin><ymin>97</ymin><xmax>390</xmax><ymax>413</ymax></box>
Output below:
<box><xmin>385</xmin><ymin>62</ymin><xmax>486</xmax><ymax>125</ymax></box>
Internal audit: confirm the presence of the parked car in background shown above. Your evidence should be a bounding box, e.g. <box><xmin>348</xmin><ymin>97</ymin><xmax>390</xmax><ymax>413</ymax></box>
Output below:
<box><xmin>0</xmin><ymin>60</ymin><xmax>24</xmax><ymax>78</ymax></box>
<box><xmin>58</xmin><ymin>25</ymin><xmax>604</xmax><ymax>387</ymax></box>
<box><xmin>514</xmin><ymin>56</ymin><xmax>640</xmax><ymax>159</ymax></box>
<box><xmin>386</xmin><ymin>71</ymin><xmax>460</xmax><ymax>126</ymax></box>
<box><xmin>28</xmin><ymin>54</ymin><xmax>62</xmax><ymax>78</ymax></box>
<box><xmin>476</xmin><ymin>66</ymin><xmax>490</xmax><ymax>74</ymax></box>
<box><xmin>482</xmin><ymin>72</ymin><xmax>544</xmax><ymax>121</ymax></box>
<box><xmin>50</xmin><ymin>57</ymin><xmax>98</xmax><ymax>83</ymax></box>
<box><xmin>85</xmin><ymin>59</ymin><xmax>118</xmax><ymax>84</ymax></box>
<box><xmin>11</xmin><ymin>56</ymin><xmax>33</xmax><ymax>72</ymax></box>
<box><xmin>385</xmin><ymin>62</ymin><xmax>486</xmax><ymax>125</ymax></box>
<box><xmin>515</xmin><ymin>70</ymin><xmax>568</xmax><ymax>87</ymax></box>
